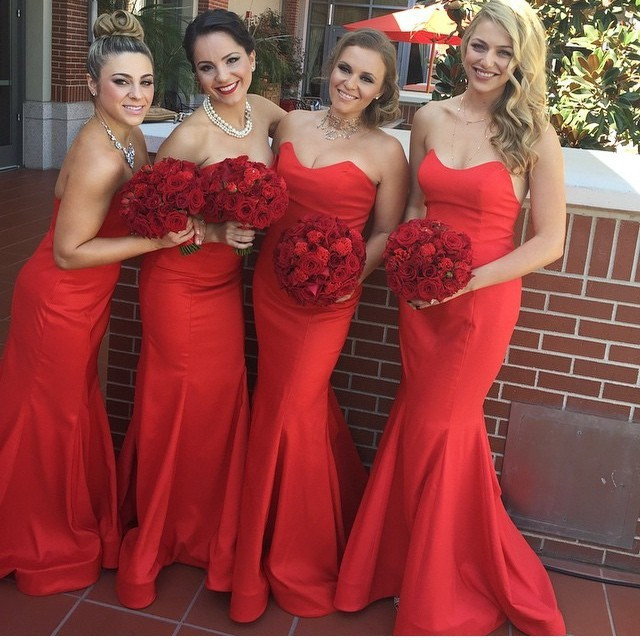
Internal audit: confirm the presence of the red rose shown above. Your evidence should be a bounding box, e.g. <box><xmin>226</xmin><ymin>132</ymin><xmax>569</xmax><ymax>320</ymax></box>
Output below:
<box><xmin>393</xmin><ymin>221</ymin><xmax>422</xmax><ymax>247</ymax></box>
<box><xmin>384</xmin><ymin>218</ymin><xmax>473</xmax><ymax>301</ymax></box>
<box><xmin>273</xmin><ymin>214</ymin><xmax>366</xmax><ymax>306</ymax></box>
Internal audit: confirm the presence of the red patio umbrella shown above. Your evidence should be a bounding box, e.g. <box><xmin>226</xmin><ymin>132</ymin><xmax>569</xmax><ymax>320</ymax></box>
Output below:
<box><xmin>344</xmin><ymin>4</ymin><xmax>462</xmax><ymax>90</ymax></box>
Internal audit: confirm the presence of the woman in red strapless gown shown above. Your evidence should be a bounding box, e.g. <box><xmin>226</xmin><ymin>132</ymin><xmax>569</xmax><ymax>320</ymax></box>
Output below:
<box><xmin>228</xmin><ymin>30</ymin><xmax>408</xmax><ymax>623</ymax></box>
<box><xmin>115</xmin><ymin>10</ymin><xmax>286</xmax><ymax>610</ymax></box>
<box><xmin>0</xmin><ymin>12</ymin><xmax>193</xmax><ymax>597</ymax></box>
<box><xmin>335</xmin><ymin>1</ymin><xmax>567</xmax><ymax>635</ymax></box>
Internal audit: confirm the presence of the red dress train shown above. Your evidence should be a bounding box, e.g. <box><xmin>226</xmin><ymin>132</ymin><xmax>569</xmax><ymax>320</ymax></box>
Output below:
<box><xmin>116</xmin><ymin>161</ymin><xmax>250</xmax><ymax>609</ymax></box>
<box><xmin>0</xmin><ymin>198</ymin><xmax>124</xmax><ymax>595</ymax></box>
<box><xmin>223</xmin><ymin>142</ymin><xmax>370</xmax><ymax>621</ymax></box>
<box><xmin>334</xmin><ymin>151</ymin><xmax>566</xmax><ymax>635</ymax></box>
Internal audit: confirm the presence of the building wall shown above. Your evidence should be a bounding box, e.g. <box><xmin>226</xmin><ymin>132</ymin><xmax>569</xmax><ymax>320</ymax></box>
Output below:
<box><xmin>105</xmin><ymin>196</ymin><xmax>640</xmax><ymax>574</ymax></box>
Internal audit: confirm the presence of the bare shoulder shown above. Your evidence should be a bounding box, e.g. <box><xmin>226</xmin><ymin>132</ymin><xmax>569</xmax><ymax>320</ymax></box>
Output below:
<box><xmin>367</xmin><ymin>128</ymin><xmax>405</xmax><ymax>159</ymax></box>
<box><xmin>247</xmin><ymin>93</ymin><xmax>286</xmax><ymax>132</ymax></box>
<box><xmin>275</xmin><ymin>108</ymin><xmax>317</xmax><ymax>140</ymax></box>
<box><xmin>536</xmin><ymin>123</ymin><xmax>562</xmax><ymax>156</ymax></box>
<box><xmin>58</xmin><ymin>132</ymin><xmax>123</xmax><ymax>201</ymax></box>
<box><xmin>413</xmin><ymin>98</ymin><xmax>450</xmax><ymax>128</ymax></box>
<box><xmin>156</xmin><ymin>111</ymin><xmax>209</xmax><ymax>162</ymax></box>
<box><xmin>247</xmin><ymin>93</ymin><xmax>282</xmax><ymax>115</ymax></box>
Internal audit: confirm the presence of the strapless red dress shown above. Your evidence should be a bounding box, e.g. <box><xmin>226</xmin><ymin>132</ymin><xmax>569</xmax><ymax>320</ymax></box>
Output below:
<box><xmin>226</xmin><ymin>141</ymin><xmax>371</xmax><ymax>622</ymax></box>
<box><xmin>0</xmin><ymin>196</ymin><xmax>125</xmax><ymax>595</ymax></box>
<box><xmin>116</xmin><ymin>161</ymin><xmax>250</xmax><ymax>609</ymax></box>
<box><xmin>335</xmin><ymin>150</ymin><xmax>566</xmax><ymax>635</ymax></box>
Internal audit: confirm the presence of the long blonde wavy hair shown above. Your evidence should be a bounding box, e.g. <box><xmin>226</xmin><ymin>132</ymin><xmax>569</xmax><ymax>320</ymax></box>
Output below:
<box><xmin>461</xmin><ymin>0</ymin><xmax>548</xmax><ymax>175</ymax></box>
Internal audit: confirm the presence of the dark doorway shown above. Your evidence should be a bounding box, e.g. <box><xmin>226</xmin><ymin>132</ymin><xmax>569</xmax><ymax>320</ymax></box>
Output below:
<box><xmin>0</xmin><ymin>0</ymin><xmax>23</xmax><ymax>169</ymax></box>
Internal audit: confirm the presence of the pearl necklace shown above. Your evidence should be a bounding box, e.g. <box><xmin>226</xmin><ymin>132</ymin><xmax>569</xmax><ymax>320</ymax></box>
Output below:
<box><xmin>96</xmin><ymin>117</ymin><xmax>135</xmax><ymax>169</ymax></box>
<box><xmin>450</xmin><ymin>95</ymin><xmax>490</xmax><ymax>168</ymax></box>
<box><xmin>317</xmin><ymin>108</ymin><xmax>361</xmax><ymax>140</ymax></box>
<box><xmin>202</xmin><ymin>95</ymin><xmax>252</xmax><ymax>138</ymax></box>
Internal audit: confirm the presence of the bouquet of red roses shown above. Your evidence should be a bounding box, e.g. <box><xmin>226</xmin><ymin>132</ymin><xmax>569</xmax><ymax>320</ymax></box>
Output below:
<box><xmin>201</xmin><ymin>155</ymin><xmax>289</xmax><ymax>256</ymax></box>
<box><xmin>273</xmin><ymin>214</ymin><xmax>366</xmax><ymax>306</ymax></box>
<box><xmin>383</xmin><ymin>218</ymin><xmax>473</xmax><ymax>302</ymax></box>
<box><xmin>119</xmin><ymin>157</ymin><xmax>205</xmax><ymax>255</ymax></box>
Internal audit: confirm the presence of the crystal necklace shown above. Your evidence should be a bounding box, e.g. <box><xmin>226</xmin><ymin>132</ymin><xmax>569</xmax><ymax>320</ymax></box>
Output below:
<box><xmin>202</xmin><ymin>95</ymin><xmax>252</xmax><ymax>138</ymax></box>
<box><xmin>450</xmin><ymin>95</ymin><xmax>490</xmax><ymax>168</ymax></box>
<box><xmin>96</xmin><ymin>117</ymin><xmax>135</xmax><ymax>169</ymax></box>
<box><xmin>317</xmin><ymin>108</ymin><xmax>361</xmax><ymax>140</ymax></box>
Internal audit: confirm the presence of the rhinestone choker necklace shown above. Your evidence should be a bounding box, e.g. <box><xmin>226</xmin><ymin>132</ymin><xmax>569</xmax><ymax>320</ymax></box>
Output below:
<box><xmin>202</xmin><ymin>95</ymin><xmax>252</xmax><ymax>138</ymax></box>
<box><xmin>317</xmin><ymin>109</ymin><xmax>361</xmax><ymax>140</ymax></box>
<box><xmin>96</xmin><ymin>117</ymin><xmax>135</xmax><ymax>169</ymax></box>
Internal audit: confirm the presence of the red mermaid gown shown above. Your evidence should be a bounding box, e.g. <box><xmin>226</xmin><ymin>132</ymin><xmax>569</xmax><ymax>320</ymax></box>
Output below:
<box><xmin>225</xmin><ymin>141</ymin><xmax>370</xmax><ymax>621</ymax></box>
<box><xmin>334</xmin><ymin>150</ymin><xmax>566</xmax><ymax>635</ymax></box>
<box><xmin>0</xmin><ymin>197</ymin><xmax>124</xmax><ymax>595</ymax></box>
<box><xmin>116</xmin><ymin>161</ymin><xmax>250</xmax><ymax>609</ymax></box>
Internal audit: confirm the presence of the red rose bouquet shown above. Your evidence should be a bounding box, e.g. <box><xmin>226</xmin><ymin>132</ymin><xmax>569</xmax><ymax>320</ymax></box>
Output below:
<box><xmin>119</xmin><ymin>157</ymin><xmax>205</xmax><ymax>255</ymax></box>
<box><xmin>383</xmin><ymin>218</ymin><xmax>473</xmax><ymax>302</ymax></box>
<box><xmin>200</xmin><ymin>155</ymin><xmax>289</xmax><ymax>256</ymax></box>
<box><xmin>273</xmin><ymin>214</ymin><xmax>366</xmax><ymax>306</ymax></box>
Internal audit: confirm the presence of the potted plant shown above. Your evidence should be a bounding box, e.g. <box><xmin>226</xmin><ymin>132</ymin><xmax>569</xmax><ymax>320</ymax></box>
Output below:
<box><xmin>246</xmin><ymin>9</ymin><xmax>304</xmax><ymax>104</ymax></box>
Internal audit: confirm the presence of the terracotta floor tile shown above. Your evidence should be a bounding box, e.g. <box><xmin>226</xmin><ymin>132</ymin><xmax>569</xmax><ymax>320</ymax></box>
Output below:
<box><xmin>186</xmin><ymin>589</ymin><xmax>295</xmax><ymax>635</ymax></box>
<box><xmin>176</xmin><ymin>623</ymin><xmax>219</xmax><ymax>635</ymax></box>
<box><xmin>0</xmin><ymin>218</ymin><xmax>49</xmax><ymax>247</ymax></box>
<box><xmin>294</xmin><ymin>599</ymin><xmax>395</xmax><ymax>636</ymax></box>
<box><xmin>58</xmin><ymin>600</ymin><xmax>178</xmax><ymax>635</ymax></box>
<box><xmin>0</xmin><ymin>580</ymin><xmax>76</xmax><ymax>635</ymax></box>
<box><xmin>606</xmin><ymin>583</ymin><xmax>640</xmax><ymax>635</ymax></box>
<box><xmin>548</xmin><ymin>570</ymin><xmax>613</xmax><ymax>635</ymax></box>
<box><xmin>87</xmin><ymin>565</ymin><xmax>205</xmax><ymax>621</ymax></box>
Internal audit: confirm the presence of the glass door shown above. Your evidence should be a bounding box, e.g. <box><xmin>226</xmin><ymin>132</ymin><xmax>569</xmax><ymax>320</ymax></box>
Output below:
<box><xmin>0</xmin><ymin>0</ymin><xmax>22</xmax><ymax>169</ymax></box>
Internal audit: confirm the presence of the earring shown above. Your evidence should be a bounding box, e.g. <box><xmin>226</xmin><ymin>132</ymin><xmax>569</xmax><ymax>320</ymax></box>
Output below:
<box><xmin>251</xmin><ymin>63</ymin><xmax>256</xmax><ymax>71</ymax></box>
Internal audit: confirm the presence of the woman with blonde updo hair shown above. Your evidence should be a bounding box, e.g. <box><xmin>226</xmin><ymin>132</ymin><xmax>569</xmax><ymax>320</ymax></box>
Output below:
<box><xmin>227</xmin><ymin>27</ymin><xmax>408</xmax><ymax>623</ymax></box>
<box><xmin>336</xmin><ymin>0</ymin><xmax>566</xmax><ymax>634</ymax></box>
<box><xmin>0</xmin><ymin>10</ymin><xmax>196</xmax><ymax>597</ymax></box>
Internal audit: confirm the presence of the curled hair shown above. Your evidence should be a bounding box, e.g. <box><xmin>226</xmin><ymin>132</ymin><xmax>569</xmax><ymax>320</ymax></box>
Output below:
<box><xmin>325</xmin><ymin>29</ymin><xmax>400</xmax><ymax>129</ymax></box>
<box><xmin>461</xmin><ymin>0</ymin><xmax>548</xmax><ymax>175</ymax></box>
<box><xmin>183</xmin><ymin>9</ymin><xmax>255</xmax><ymax>73</ymax></box>
<box><xmin>87</xmin><ymin>10</ymin><xmax>153</xmax><ymax>81</ymax></box>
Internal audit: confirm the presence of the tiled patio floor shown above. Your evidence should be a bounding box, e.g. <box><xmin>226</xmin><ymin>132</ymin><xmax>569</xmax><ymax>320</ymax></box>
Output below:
<box><xmin>2</xmin><ymin>167</ymin><xmax>640</xmax><ymax>635</ymax></box>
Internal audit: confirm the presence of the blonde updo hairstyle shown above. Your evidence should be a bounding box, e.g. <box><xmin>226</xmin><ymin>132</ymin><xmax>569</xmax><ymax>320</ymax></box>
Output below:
<box><xmin>325</xmin><ymin>29</ymin><xmax>401</xmax><ymax>128</ymax></box>
<box><xmin>461</xmin><ymin>0</ymin><xmax>548</xmax><ymax>175</ymax></box>
<box><xmin>87</xmin><ymin>10</ymin><xmax>153</xmax><ymax>83</ymax></box>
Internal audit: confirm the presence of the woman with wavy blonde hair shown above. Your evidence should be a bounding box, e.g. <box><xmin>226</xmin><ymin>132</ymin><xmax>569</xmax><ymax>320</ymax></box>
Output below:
<box><xmin>335</xmin><ymin>0</ymin><xmax>566</xmax><ymax>634</ymax></box>
<box><xmin>0</xmin><ymin>10</ymin><xmax>195</xmax><ymax>597</ymax></box>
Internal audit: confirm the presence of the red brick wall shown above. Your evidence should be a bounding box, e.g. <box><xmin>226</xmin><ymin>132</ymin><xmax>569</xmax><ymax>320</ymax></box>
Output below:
<box><xmin>282</xmin><ymin>0</ymin><xmax>301</xmax><ymax>35</ymax></box>
<box><xmin>52</xmin><ymin>0</ymin><xmax>91</xmax><ymax>103</ymax></box>
<box><xmin>105</xmin><ymin>206</ymin><xmax>640</xmax><ymax>572</ymax></box>
<box><xmin>198</xmin><ymin>0</ymin><xmax>229</xmax><ymax>11</ymax></box>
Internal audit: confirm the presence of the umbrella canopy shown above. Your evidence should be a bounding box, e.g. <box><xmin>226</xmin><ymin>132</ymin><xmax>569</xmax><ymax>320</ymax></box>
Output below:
<box><xmin>343</xmin><ymin>4</ymin><xmax>461</xmax><ymax>46</ymax></box>
<box><xmin>343</xmin><ymin>4</ymin><xmax>461</xmax><ymax>90</ymax></box>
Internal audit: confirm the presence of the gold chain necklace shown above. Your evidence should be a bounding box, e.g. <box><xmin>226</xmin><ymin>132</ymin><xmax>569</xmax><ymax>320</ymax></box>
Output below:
<box><xmin>317</xmin><ymin>109</ymin><xmax>361</xmax><ymax>140</ymax></box>
<box><xmin>450</xmin><ymin>95</ymin><xmax>490</xmax><ymax>168</ymax></box>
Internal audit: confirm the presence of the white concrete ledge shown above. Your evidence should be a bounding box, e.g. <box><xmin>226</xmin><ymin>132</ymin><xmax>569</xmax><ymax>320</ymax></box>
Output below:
<box><xmin>141</xmin><ymin>122</ymin><xmax>640</xmax><ymax>217</ymax></box>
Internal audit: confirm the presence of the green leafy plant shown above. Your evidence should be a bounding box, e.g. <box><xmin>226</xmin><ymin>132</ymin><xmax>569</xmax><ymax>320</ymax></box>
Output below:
<box><xmin>246</xmin><ymin>9</ymin><xmax>304</xmax><ymax>96</ymax></box>
<box><xmin>430</xmin><ymin>0</ymin><xmax>640</xmax><ymax>151</ymax></box>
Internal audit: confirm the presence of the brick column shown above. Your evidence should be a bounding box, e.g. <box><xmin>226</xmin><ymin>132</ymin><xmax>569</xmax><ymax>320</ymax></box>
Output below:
<box><xmin>52</xmin><ymin>0</ymin><xmax>90</xmax><ymax>103</ymax></box>
<box><xmin>198</xmin><ymin>0</ymin><xmax>229</xmax><ymax>11</ymax></box>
